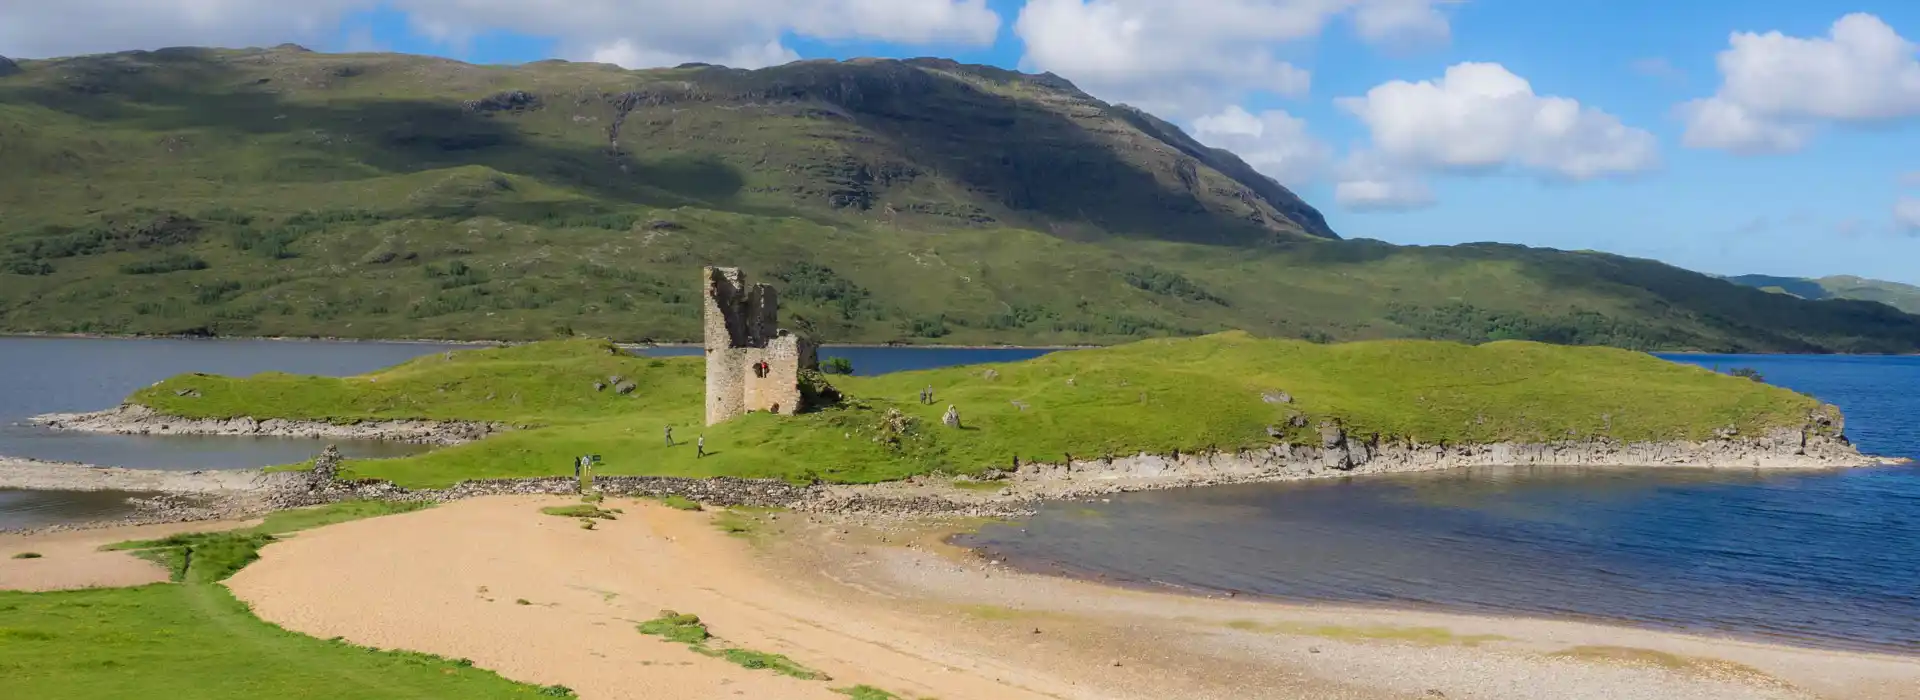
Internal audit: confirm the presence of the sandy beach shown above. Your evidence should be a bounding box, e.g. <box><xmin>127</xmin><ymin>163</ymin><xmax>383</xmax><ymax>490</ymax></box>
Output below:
<box><xmin>8</xmin><ymin>495</ymin><xmax>1906</xmax><ymax>699</ymax></box>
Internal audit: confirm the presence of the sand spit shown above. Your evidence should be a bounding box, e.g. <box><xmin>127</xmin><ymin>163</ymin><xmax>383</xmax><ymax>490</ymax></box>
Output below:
<box><xmin>29</xmin><ymin>404</ymin><xmax>503</xmax><ymax>445</ymax></box>
<box><xmin>210</xmin><ymin>496</ymin><xmax>1918</xmax><ymax>700</ymax></box>
<box><xmin>0</xmin><ymin>518</ymin><xmax>253</xmax><ymax>591</ymax></box>
<box><xmin>0</xmin><ymin>456</ymin><xmax>290</xmax><ymax>494</ymax></box>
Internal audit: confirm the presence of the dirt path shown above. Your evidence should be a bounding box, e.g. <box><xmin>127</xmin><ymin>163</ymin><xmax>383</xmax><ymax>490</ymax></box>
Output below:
<box><xmin>221</xmin><ymin>496</ymin><xmax>1920</xmax><ymax>700</ymax></box>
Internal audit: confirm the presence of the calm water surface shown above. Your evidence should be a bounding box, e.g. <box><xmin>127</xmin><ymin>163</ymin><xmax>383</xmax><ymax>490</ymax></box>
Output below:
<box><xmin>966</xmin><ymin>353</ymin><xmax>1920</xmax><ymax>652</ymax></box>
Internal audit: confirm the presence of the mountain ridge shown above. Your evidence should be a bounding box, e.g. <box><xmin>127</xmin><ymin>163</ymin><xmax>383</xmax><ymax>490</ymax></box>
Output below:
<box><xmin>1</xmin><ymin>46</ymin><xmax>1918</xmax><ymax>353</ymax></box>
<box><xmin>1725</xmin><ymin>274</ymin><xmax>1920</xmax><ymax>316</ymax></box>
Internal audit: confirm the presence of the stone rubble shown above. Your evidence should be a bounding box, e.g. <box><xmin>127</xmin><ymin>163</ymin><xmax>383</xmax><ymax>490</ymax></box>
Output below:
<box><xmin>29</xmin><ymin>403</ymin><xmax>505</xmax><ymax>445</ymax></box>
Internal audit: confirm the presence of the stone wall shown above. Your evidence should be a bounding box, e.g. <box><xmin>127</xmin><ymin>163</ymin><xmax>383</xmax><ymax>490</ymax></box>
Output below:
<box><xmin>702</xmin><ymin>266</ymin><xmax>817</xmax><ymax>425</ymax></box>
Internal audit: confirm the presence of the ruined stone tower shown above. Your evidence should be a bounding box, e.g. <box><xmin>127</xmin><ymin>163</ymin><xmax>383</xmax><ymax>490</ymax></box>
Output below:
<box><xmin>703</xmin><ymin>266</ymin><xmax>819</xmax><ymax>426</ymax></box>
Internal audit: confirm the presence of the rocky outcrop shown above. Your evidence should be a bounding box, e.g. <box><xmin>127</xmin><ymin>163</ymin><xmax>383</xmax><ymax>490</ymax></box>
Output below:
<box><xmin>998</xmin><ymin>420</ymin><xmax>1877</xmax><ymax>500</ymax></box>
<box><xmin>29</xmin><ymin>404</ymin><xmax>504</xmax><ymax>445</ymax></box>
<box><xmin>0</xmin><ymin>55</ymin><xmax>20</xmax><ymax>78</ymax></box>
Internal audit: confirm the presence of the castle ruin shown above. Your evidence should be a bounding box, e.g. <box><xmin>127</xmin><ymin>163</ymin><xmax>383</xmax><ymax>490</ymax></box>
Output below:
<box><xmin>702</xmin><ymin>266</ymin><xmax>819</xmax><ymax>425</ymax></box>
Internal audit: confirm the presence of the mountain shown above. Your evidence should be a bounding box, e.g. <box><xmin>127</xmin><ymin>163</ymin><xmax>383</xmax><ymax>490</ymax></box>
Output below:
<box><xmin>2</xmin><ymin>46</ymin><xmax>1918</xmax><ymax>353</ymax></box>
<box><xmin>1726</xmin><ymin>274</ymin><xmax>1920</xmax><ymax>316</ymax></box>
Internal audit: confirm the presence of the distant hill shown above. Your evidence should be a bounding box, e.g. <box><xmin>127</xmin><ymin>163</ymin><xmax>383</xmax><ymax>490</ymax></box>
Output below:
<box><xmin>1726</xmin><ymin>275</ymin><xmax>1920</xmax><ymax>316</ymax></box>
<box><xmin>3</xmin><ymin>46</ymin><xmax>1920</xmax><ymax>353</ymax></box>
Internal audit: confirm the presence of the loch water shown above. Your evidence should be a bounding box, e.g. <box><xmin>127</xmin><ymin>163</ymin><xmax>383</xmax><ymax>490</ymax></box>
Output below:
<box><xmin>963</xmin><ymin>353</ymin><xmax>1920</xmax><ymax>653</ymax></box>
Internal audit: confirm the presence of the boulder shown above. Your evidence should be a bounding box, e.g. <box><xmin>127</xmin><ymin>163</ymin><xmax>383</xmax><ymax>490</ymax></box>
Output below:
<box><xmin>0</xmin><ymin>56</ymin><xmax>19</xmax><ymax>78</ymax></box>
<box><xmin>942</xmin><ymin>405</ymin><xmax>962</xmax><ymax>428</ymax></box>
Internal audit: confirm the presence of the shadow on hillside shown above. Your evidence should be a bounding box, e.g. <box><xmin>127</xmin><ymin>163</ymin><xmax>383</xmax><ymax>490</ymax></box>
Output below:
<box><xmin>0</xmin><ymin>57</ymin><xmax>744</xmax><ymax>213</ymax></box>
<box><xmin>679</xmin><ymin>60</ymin><xmax>1299</xmax><ymax>247</ymax></box>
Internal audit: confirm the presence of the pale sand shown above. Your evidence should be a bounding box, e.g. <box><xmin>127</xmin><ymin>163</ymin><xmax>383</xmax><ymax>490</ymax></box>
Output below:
<box><xmin>0</xmin><ymin>518</ymin><xmax>254</xmax><ymax>591</ymax></box>
<box><xmin>206</xmin><ymin>496</ymin><xmax>1920</xmax><ymax>700</ymax></box>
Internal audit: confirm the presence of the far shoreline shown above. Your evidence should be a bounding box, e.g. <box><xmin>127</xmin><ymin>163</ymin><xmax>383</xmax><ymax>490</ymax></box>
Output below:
<box><xmin>0</xmin><ymin>331</ymin><xmax>1094</xmax><ymax>352</ymax></box>
<box><xmin>7</xmin><ymin>330</ymin><xmax>1917</xmax><ymax>356</ymax></box>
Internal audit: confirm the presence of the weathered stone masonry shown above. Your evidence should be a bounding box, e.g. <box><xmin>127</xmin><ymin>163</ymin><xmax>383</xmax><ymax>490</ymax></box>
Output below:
<box><xmin>703</xmin><ymin>266</ymin><xmax>819</xmax><ymax>425</ymax></box>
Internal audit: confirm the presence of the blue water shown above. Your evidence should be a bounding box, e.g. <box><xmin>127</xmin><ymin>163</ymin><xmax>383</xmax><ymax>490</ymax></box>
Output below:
<box><xmin>968</xmin><ymin>353</ymin><xmax>1920</xmax><ymax>653</ymax></box>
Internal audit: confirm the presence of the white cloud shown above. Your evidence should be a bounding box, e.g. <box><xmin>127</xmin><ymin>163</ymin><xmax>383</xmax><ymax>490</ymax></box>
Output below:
<box><xmin>1335</xmin><ymin>62</ymin><xmax>1660</xmax><ymax>180</ymax></box>
<box><xmin>0</xmin><ymin>0</ymin><xmax>1001</xmax><ymax>70</ymax></box>
<box><xmin>1333</xmin><ymin>151</ymin><xmax>1435</xmax><ymax>211</ymax></box>
<box><xmin>1630</xmin><ymin>57</ymin><xmax>1684</xmax><ymax>82</ymax></box>
<box><xmin>1352</xmin><ymin>0</ymin><xmax>1450</xmax><ymax>46</ymax></box>
<box><xmin>1682</xmin><ymin>13</ymin><xmax>1920</xmax><ymax>153</ymax></box>
<box><xmin>1190</xmin><ymin>105</ymin><xmax>1331</xmax><ymax>186</ymax></box>
<box><xmin>1898</xmin><ymin>197</ymin><xmax>1920</xmax><ymax>232</ymax></box>
<box><xmin>1013</xmin><ymin>0</ymin><xmax>1453</xmax><ymax>118</ymax></box>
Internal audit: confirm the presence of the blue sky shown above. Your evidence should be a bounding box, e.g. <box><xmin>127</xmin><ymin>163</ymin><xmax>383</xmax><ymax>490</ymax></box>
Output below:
<box><xmin>4</xmin><ymin>1</ymin><xmax>1918</xmax><ymax>283</ymax></box>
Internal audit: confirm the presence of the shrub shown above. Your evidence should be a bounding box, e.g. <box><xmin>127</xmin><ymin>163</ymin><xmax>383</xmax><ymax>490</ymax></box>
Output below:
<box><xmin>822</xmin><ymin>356</ymin><xmax>855</xmax><ymax>375</ymax></box>
<box><xmin>120</xmin><ymin>253</ymin><xmax>209</xmax><ymax>275</ymax></box>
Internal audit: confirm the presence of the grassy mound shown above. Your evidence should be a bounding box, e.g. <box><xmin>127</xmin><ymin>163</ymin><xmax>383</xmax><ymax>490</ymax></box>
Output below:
<box><xmin>131</xmin><ymin>333</ymin><xmax>1828</xmax><ymax>489</ymax></box>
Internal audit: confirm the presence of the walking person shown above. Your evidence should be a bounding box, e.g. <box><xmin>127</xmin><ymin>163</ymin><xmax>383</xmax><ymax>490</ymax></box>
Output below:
<box><xmin>664</xmin><ymin>425</ymin><xmax>674</xmax><ymax>447</ymax></box>
<box><xmin>696</xmin><ymin>435</ymin><xmax>706</xmax><ymax>459</ymax></box>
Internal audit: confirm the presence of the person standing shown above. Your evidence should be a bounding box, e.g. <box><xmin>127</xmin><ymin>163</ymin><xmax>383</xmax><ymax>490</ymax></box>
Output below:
<box><xmin>696</xmin><ymin>435</ymin><xmax>706</xmax><ymax>459</ymax></box>
<box><xmin>665</xmin><ymin>425</ymin><xmax>674</xmax><ymax>447</ymax></box>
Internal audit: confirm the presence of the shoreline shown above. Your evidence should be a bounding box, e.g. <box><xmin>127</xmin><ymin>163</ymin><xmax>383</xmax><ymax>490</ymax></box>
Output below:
<box><xmin>958</xmin><ymin>534</ymin><xmax>1919</xmax><ymax>658</ymax></box>
<box><xmin>0</xmin><ymin>331</ymin><xmax>1096</xmax><ymax>352</ymax></box>
<box><xmin>27</xmin><ymin>404</ymin><xmax>506</xmax><ymax>446</ymax></box>
<box><xmin>130</xmin><ymin>498</ymin><xmax>1920</xmax><ymax>697</ymax></box>
<box><xmin>8</xmin><ymin>495</ymin><xmax>1916</xmax><ymax>698</ymax></box>
<box><xmin>15</xmin><ymin>331</ymin><xmax>1920</xmax><ymax>356</ymax></box>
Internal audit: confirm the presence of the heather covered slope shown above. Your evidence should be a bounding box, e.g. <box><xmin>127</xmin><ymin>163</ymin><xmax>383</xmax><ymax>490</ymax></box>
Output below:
<box><xmin>2</xmin><ymin>46</ymin><xmax>1919</xmax><ymax>352</ymax></box>
<box><xmin>125</xmin><ymin>335</ymin><xmax>1838</xmax><ymax>489</ymax></box>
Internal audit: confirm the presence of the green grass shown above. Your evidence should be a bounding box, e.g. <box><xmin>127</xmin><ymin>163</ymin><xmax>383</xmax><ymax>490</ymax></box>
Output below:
<box><xmin>104</xmin><ymin>500</ymin><xmax>435</xmax><ymax>584</ymax></box>
<box><xmin>636</xmin><ymin>610</ymin><xmax>827</xmax><ymax>681</ymax></box>
<box><xmin>711</xmin><ymin>648</ymin><xmax>827</xmax><ymax>681</ymax></box>
<box><xmin>538</xmin><ymin>504</ymin><xmax>617</xmax><ymax>519</ymax></box>
<box><xmin>129</xmin><ymin>333</ymin><xmax>1831</xmax><ymax>489</ymax></box>
<box><xmin>0</xmin><ymin>585</ymin><xmax>573</xmax><ymax>699</ymax></box>
<box><xmin>657</xmin><ymin>495</ymin><xmax>702</xmax><ymax>511</ymax></box>
<box><xmin>0</xmin><ymin>499</ymin><xmax>566</xmax><ymax>699</ymax></box>
<box><xmin>637</xmin><ymin>611</ymin><xmax>712</xmax><ymax>645</ymax></box>
<box><xmin>10</xmin><ymin>552</ymin><xmax>42</xmax><ymax>559</ymax></box>
<box><xmin>836</xmin><ymin>686</ymin><xmax>935</xmax><ymax>700</ymax></box>
<box><xmin>1</xmin><ymin>47</ymin><xmax>1916</xmax><ymax>354</ymax></box>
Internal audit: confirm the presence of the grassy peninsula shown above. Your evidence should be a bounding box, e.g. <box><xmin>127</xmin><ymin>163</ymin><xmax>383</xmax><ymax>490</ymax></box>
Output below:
<box><xmin>125</xmin><ymin>333</ymin><xmax>1830</xmax><ymax>489</ymax></box>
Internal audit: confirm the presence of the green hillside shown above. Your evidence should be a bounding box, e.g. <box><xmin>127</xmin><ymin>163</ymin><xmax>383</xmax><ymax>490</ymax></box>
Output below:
<box><xmin>3</xmin><ymin>46</ymin><xmax>1919</xmax><ymax>352</ymax></box>
<box><xmin>129</xmin><ymin>335</ymin><xmax>1830</xmax><ymax>488</ymax></box>
<box><xmin>1727</xmin><ymin>274</ymin><xmax>1920</xmax><ymax>315</ymax></box>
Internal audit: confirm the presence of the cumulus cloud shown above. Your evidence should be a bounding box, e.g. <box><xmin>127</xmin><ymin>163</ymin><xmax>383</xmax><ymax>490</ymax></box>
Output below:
<box><xmin>1630</xmin><ymin>57</ymin><xmax>1684</xmax><ymax>82</ymax></box>
<box><xmin>1682</xmin><ymin>13</ymin><xmax>1920</xmax><ymax>153</ymax></box>
<box><xmin>1333</xmin><ymin>152</ymin><xmax>1436</xmax><ymax>212</ymax></box>
<box><xmin>0</xmin><ymin>0</ymin><xmax>1001</xmax><ymax>70</ymax></box>
<box><xmin>1190</xmin><ymin>105</ymin><xmax>1331</xmax><ymax>186</ymax></box>
<box><xmin>1335</xmin><ymin>62</ymin><xmax>1660</xmax><ymax>180</ymax></box>
<box><xmin>1014</xmin><ymin>0</ymin><xmax>1454</xmax><ymax>118</ymax></box>
<box><xmin>1898</xmin><ymin>197</ymin><xmax>1920</xmax><ymax>233</ymax></box>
